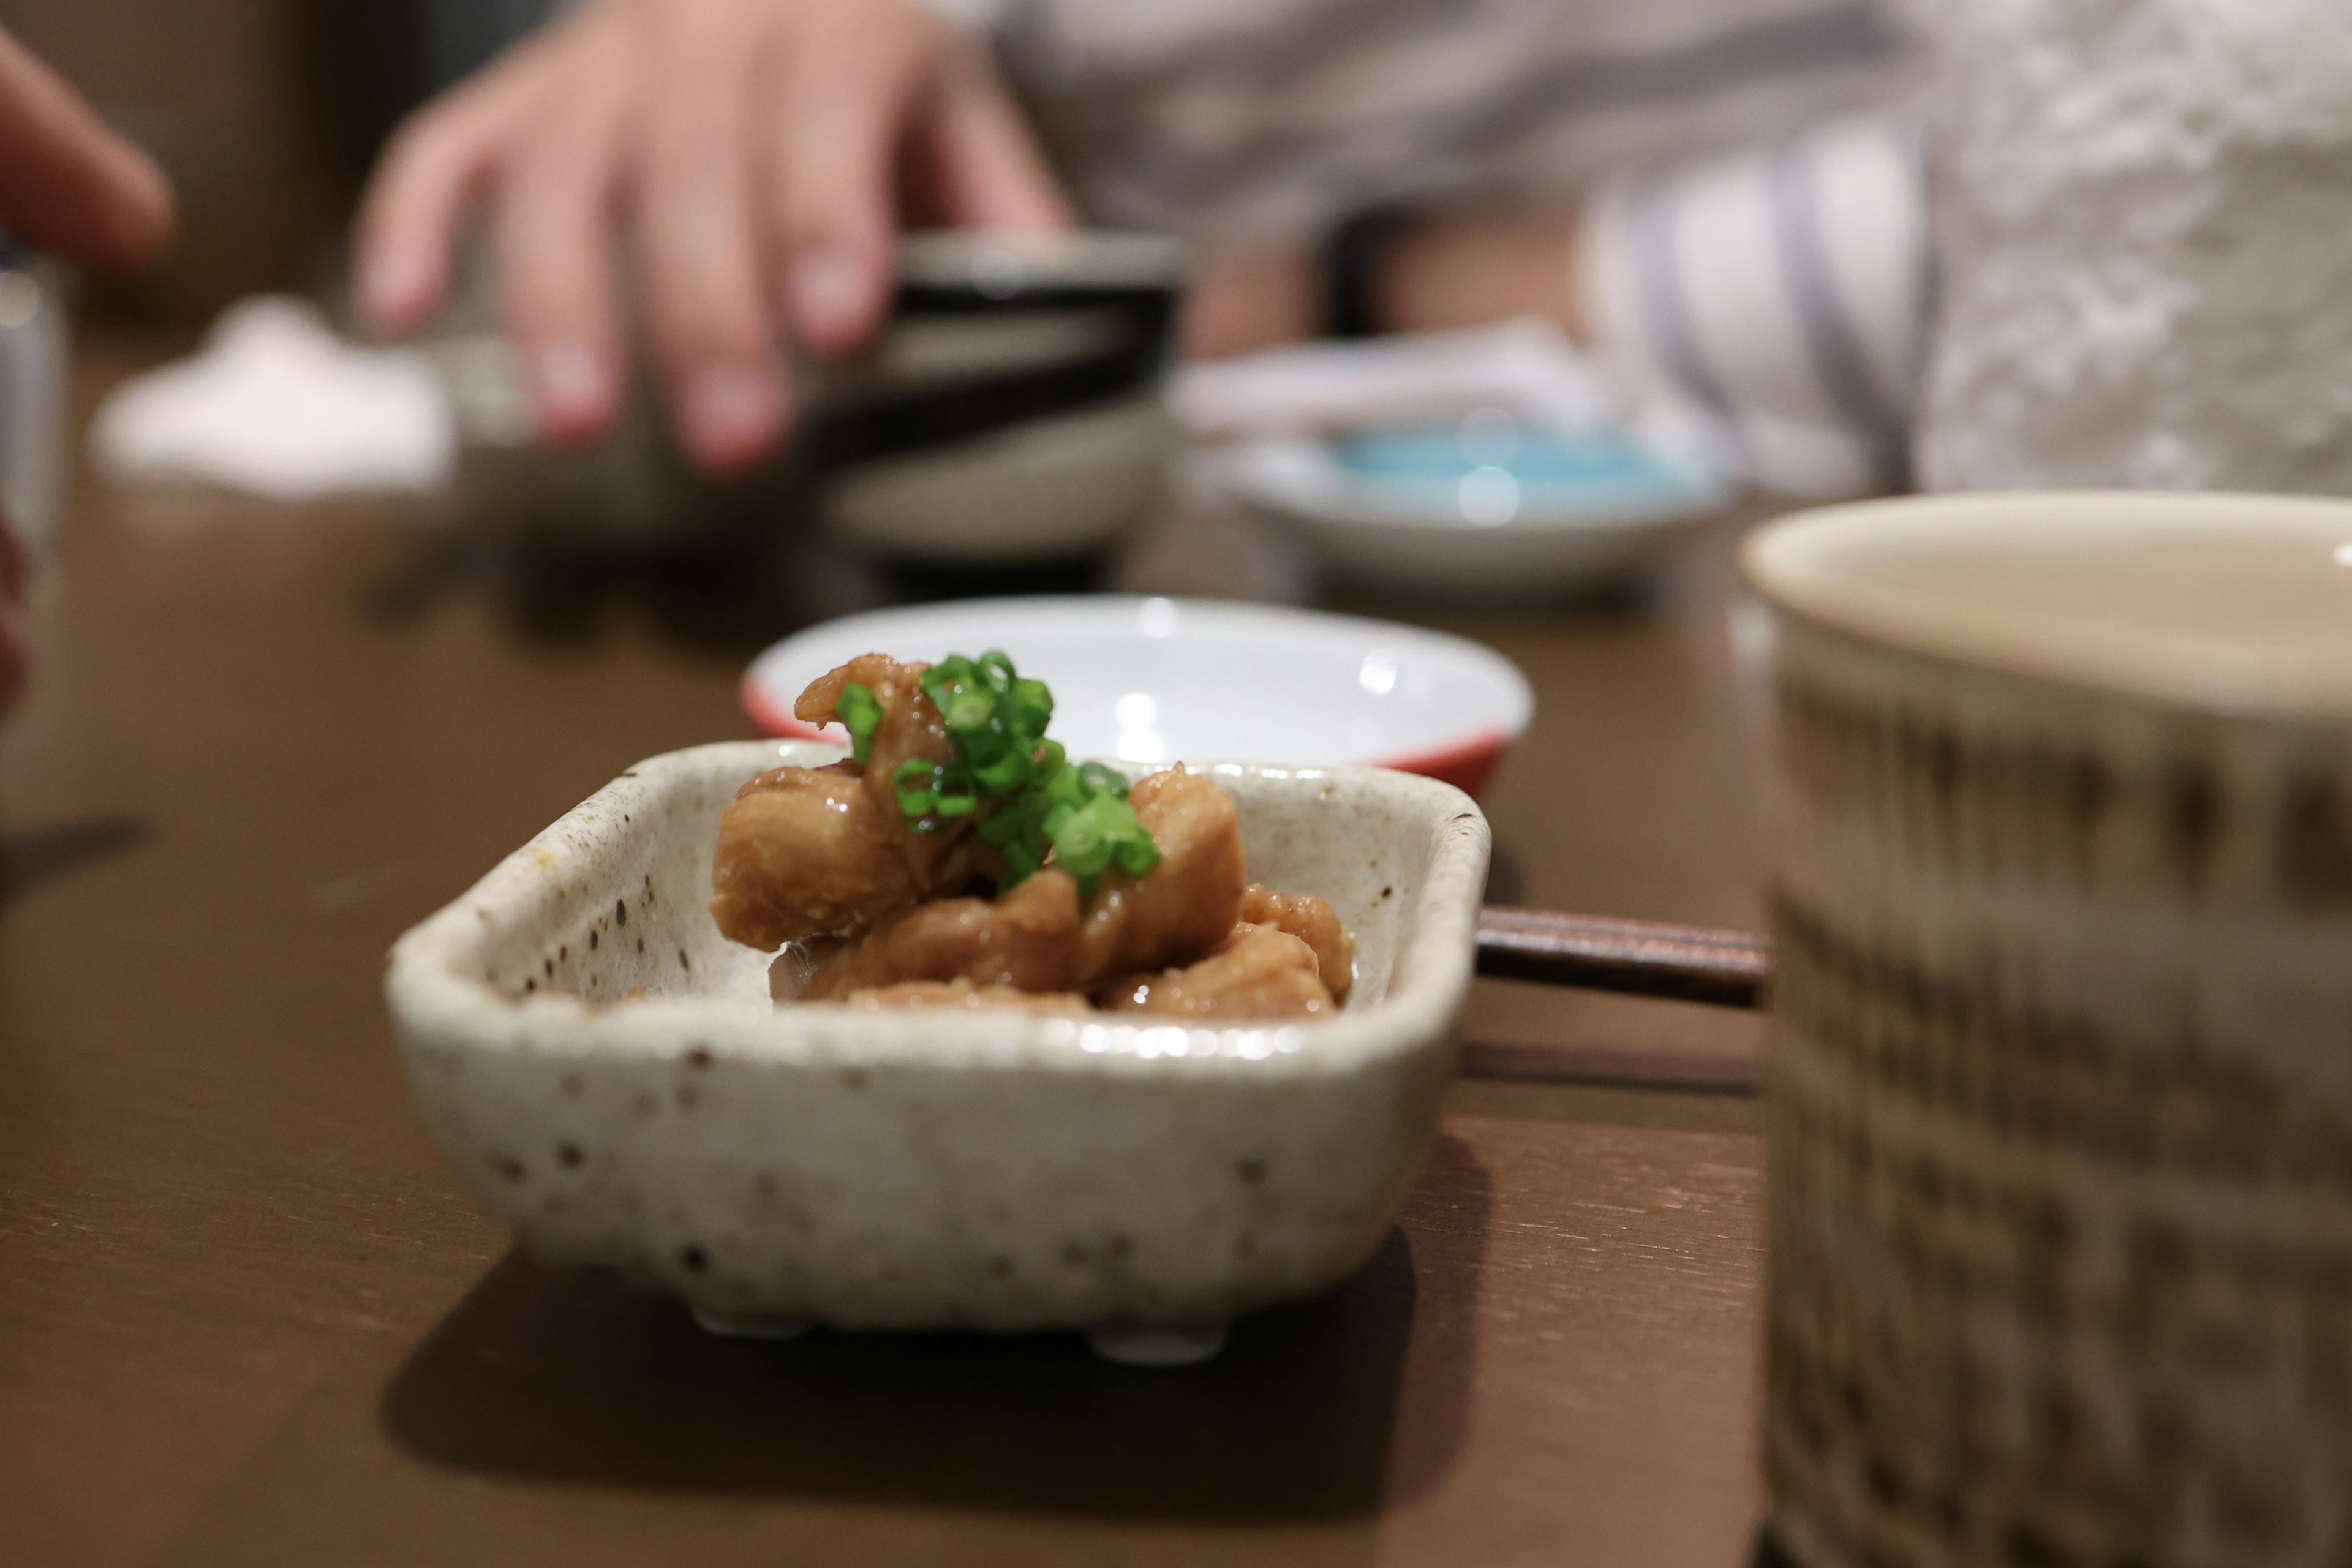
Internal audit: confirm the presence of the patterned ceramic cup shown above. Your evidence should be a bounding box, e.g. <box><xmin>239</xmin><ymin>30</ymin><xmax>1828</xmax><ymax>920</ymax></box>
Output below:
<box><xmin>1743</xmin><ymin>491</ymin><xmax>2352</xmax><ymax>1568</ymax></box>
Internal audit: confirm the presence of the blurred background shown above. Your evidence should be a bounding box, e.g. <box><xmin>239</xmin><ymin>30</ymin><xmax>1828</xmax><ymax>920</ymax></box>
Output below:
<box><xmin>13</xmin><ymin>8</ymin><xmax>2352</xmax><ymax>1564</ymax></box>
<box><xmin>12</xmin><ymin>0</ymin><xmax>537</xmax><ymax>326</ymax></box>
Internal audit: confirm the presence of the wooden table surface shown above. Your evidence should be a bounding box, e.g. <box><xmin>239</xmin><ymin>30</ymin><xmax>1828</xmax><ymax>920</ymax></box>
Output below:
<box><xmin>0</xmin><ymin>336</ymin><xmax>1770</xmax><ymax>1567</ymax></box>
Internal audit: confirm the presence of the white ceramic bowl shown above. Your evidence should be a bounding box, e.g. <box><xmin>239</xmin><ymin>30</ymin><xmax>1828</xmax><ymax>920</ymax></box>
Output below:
<box><xmin>1224</xmin><ymin>434</ymin><xmax>1732</xmax><ymax>597</ymax></box>
<box><xmin>742</xmin><ymin>596</ymin><xmax>1533</xmax><ymax>797</ymax></box>
<box><xmin>822</xmin><ymin>391</ymin><xmax>1173</xmax><ymax>564</ymax></box>
<box><xmin>816</xmin><ymin>230</ymin><xmax>1185</xmax><ymax>565</ymax></box>
<box><xmin>385</xmin><ymin>742</ymin><xmax>1490</xmax><ymax>1362</ymax></box>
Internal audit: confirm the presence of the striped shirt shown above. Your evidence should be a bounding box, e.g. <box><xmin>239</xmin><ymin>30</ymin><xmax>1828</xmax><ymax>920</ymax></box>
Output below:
<box><xmin>981</xmin><ymin>0</ymin><xmax>1919</xmax><ymax>247</ymax></box>
<box><xmin>966</xmin><ymin>0</ymin><xmax>1931</xmax><ymax>499</ymax></box>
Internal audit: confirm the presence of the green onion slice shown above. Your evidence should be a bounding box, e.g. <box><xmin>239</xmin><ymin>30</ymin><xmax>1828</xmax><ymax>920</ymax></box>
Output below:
<box><xmin>863</xmin><ymin>650</ymin><xmax>1163</xmax><ymax>896</ymax></box>
<box><xmin>837</xmin><ymin>681</ymin><xmax>882</xmax><ymax>765</ymax></box>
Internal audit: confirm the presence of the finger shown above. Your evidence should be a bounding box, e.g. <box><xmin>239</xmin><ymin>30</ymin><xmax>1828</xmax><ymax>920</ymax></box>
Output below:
<box><xmin>922</xmin><ymin>60</ymin><xmax>1076</xmax><ymax>235</ymax></box>
<box><xmin>355</xmin><ymin>70</ymin><xmax>532</xmax><ymax>336</ymax></box>
<box><xmin>0</xmin><ymin>507</ymin><xmax>28</xmax><ymax>715</ymax></box>
<box><xmin>0</xmin><ymin>601</ymin><xmax>27</xmax><ymax>718</ymax></box>
<box><xmin>764</xmin><ymin>28</ymin><xmax>914</xmax><ymax>356</ymax></box>
<box><xmin>492</xmin><ymin>40</ymin><xmax>631</xmax><ymax>445</ymax></box>
<box><xmin>0</xmin><ymin>25</ymin><xmax>173</xmax><ymax>271</ymax></box>
<box><xmin>0</xmin><ymin>511</ymin><xmax>24</xmax><ymax>599</ymax></box>
<box><xmin>628</xmin><ymin>11</ymin><xmax>787</xmax><ymax>475</ymax></box>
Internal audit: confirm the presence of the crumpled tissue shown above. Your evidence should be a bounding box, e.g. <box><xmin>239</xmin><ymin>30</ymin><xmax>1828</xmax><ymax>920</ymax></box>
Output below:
<box><xmin>90</xmin><ymin>296</ymin><xmax>456</xmax><ymax>501</ymax></box>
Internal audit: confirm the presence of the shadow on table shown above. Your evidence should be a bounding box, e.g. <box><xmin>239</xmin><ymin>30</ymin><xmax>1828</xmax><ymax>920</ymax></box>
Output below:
<box><xmin>368</xmin><ymin>519</ymin><xmax>851</xmax><ymax>658</ymax></box>
<box><xmin>368</xmin><ymin>506</ymin><xmax>1125</xmax><ymax>663</ymax></box>
<box><xmin>1315</xmin><ymin>562</ymin><xmax>1666</xmax><ymax>629</ymax></box>
<box><xmin>1482</xmin><ymin>842</ymin><xmax>1527</xmax><ymax>907</ymax></box>
<box><xmin>0</xmin><ymin>817</ymin><xmax>151</xmax><ymax>911</ymax></box>
<box><xmin>383</xmin><ymin>1136</ymin><xmax>1490</xmax><ymax>1523</ymax></box>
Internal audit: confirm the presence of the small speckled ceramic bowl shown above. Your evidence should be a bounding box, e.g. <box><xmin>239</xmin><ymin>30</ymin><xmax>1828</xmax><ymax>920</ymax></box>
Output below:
<box><xmin>385</xmin><ymin>742</ymin><xmax>1489</xmax><ymax>1364</ymax></box>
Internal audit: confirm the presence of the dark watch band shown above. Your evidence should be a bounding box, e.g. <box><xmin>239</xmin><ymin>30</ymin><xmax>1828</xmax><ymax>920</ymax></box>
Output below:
<box><xmin>1323</xmin><ymin>208</ymin><xmax>1411</xmax><ymax>339</ymax></box>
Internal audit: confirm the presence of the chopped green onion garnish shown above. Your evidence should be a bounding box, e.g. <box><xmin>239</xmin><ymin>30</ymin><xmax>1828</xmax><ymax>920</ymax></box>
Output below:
<box><xmin>943</xmin><ymin>691</ymin><xmax>994</xmax><ymax>731</ymax></box>
<box><xmin>837</xmin><ymin>680</ymin><xmax>882</xmax><ymax>765</ymax></box>
<box><xmin>1114</xmin><ymin>833</ymin><xmax>1160</xmax><ymax>876</ymax></box>
<box><xmin>973</xmin><ymin>750</ymin><xmax>1029</xmax><ymax>794</ymax></box>
<box><xmin>865</xmin><ymin>650</ymin><xmax>1161</xmax><ymax>896</ymax></box>
<box><xmin>895</xmin><ymin>756</ymin><xmax>938</xmax><ymax>820</ymax></box>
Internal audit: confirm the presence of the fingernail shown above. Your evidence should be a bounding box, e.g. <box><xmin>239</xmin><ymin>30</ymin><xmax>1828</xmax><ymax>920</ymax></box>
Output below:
<box><xmin>790</xmin><ymin>249</ymin><xmax>872</xmax><ymax>349</ymax></box>
<box><xmin>682</xmin><ymin>365</ymin><xmax>785</xmax><ymax>470</ymax></box>
<box><xmin>532</xmin><ymin>342</ymin><xmax>618</xmax><ymax>440</ymax></box>
<box><xmin>358</xmin><ymin>249</ymin><xmax>433</xmax><ymax>328</ymax></box>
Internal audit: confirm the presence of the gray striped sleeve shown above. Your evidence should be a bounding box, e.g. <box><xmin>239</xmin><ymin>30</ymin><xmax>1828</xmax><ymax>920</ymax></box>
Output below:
<box><xmin>1582</xmin><ymin>113</ymin><xmax>1927</xmax><ymax>499</ymax></box>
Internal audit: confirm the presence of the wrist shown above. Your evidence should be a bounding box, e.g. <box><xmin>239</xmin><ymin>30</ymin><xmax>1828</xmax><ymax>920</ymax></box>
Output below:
<box><xmin>1377</xmin><ymin>215</ymin><xmax>1587</xmax><ymax>342</ymax></box>
<box><xmin>1182</xmin><ymin>248</ymin><xmax>1319</xmax><ymax>359</ymax></box>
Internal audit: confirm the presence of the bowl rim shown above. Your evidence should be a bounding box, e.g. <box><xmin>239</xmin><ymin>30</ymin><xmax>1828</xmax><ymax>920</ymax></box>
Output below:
<box><xmin>386</xmin><ymin>743</ymin><xmax>1491</xmax><ymax>1082</ymax></box>
<box><xmin>739</xmin><ymin>677</ymin><xmax>1518</xmax><ymax>796</ymax></box>
<box><xmin>895</xmin><ymin>228</ymin><xmax>1186</xmax><ymax>292</ymax></box>
<box><xmin>737</xmin><ymin>594</ymin><xmax>1535</xmax><ymax>764</ymax></box>
<box><xmin>1743</xmin><ymin>489</ymin><xmax>2352</xmax><ymax>722</ymax></box>
<box><xmin>1225</xmin><ymin>435</ymin><xmax>1732</xmax><ymax>537</ymax></box>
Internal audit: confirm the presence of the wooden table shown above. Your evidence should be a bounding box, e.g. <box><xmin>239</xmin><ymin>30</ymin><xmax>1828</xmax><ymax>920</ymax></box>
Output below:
<box><xmin>0</xmin><ymin>335</ymin><xmax>1769</xmax><ymax>1567</ymax></box>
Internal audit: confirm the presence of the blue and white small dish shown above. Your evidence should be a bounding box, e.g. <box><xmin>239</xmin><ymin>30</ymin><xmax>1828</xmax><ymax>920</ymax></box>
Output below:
<box><xmin>1224</xmin><ymin>409</ymin><xmax>1734</xmax><ymax>596</ymax></box>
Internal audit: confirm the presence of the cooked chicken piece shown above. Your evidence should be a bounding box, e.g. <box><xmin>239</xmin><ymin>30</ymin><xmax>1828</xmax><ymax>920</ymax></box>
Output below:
<box><xmin>1240</xmin><ymin>884</ymin><xmax>1355</xmax><ymax>1001</ymax></box>
<box><xmin>790</xmin><ymin>764</ymin><xmax>1250</xmax><ymax>997</ymax></box>
<box><xmin>767</xmin><ymin>937</ymin><xmax>846</xmax><ymax>1002</ymax></box>
<box><xmin>795</xmin><ymin>654</ymin><xmax>954</xmax><ymax>823</ymax></box>
<box><xmin>842</xmin><ymin>979</ymin><xmax>1095</xmax><ymax>1018</ymax></box>
<box><xmin>710</xmin><ymin>656</ymin><xmax>974</xmax><ymax>949</ymax></box>
<box><xmin>712</xmin><ymin>763</ymin><xmax>968</xmax><ymax>949</ymax></box>
<box><xmin>801</xmin><ymin>867</ymin><xmax>1082</xmax><ymax>997</ymax></box>
<box><xmin>1070</xmin><ymin>765</ymin><xmax>1248</xmax><ymax>982</ymax></box>
<box><xmin>1100</xmin><ymin>924</ymin><xmax>1336</xmax><ymax>1020</ymax></box>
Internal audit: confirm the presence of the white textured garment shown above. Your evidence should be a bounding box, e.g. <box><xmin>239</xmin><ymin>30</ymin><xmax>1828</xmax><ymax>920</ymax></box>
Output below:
<box><xmin>1911</xmin><ymin>0</ymin><xmax>2352</xmax><ymax>493</ymax></box>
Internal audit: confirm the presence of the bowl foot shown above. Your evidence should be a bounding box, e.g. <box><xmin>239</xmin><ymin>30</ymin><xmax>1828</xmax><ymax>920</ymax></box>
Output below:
<box><xmin>1087</xmin><ymin>1324</ymin><xmax>1227</xmax><ymax>1368</ymax></box>
<box><xmin>692</xmin><ymin>1307</ymin><xmax>813</xmax><ymax>1341</ymax></box>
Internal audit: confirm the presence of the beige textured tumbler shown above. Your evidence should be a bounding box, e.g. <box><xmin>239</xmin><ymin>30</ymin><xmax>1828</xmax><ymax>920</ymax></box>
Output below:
<box><xmin>1745</xmin><ymin>492</ymin><xmax>2352</xmax><ymax>1568</ymax></box>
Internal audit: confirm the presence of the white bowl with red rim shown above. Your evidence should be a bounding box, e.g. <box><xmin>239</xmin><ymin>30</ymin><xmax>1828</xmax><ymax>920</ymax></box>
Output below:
<box><xmin>740</xmin><ymin>595</ymin><xmax>1532</xmax><ymax>797</ymax></box>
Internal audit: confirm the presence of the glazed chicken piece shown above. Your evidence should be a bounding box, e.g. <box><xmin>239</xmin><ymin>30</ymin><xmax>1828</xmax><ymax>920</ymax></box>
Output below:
<box><xmin>801</xmin><ymin>867</ymin><xmax>1082</xmax><ymax>997</ymax></box>
<box><xmin>1240</xmin><ymin>884</ymin><xmax>1355</xmax><ymax>1001</ymax></box>
<box><xmin>1069</xmin><ymin>765</ymin><xmax>1247</xmax><ymax>982</ymax></box>
<box><xmin>1100</xmin><ymin>923</ymin><xmax>1336</xmax><ymax>1020</ymax></box>
<box><xmin>796</xmin><ymin>654</ymin><xmax>953</xmax><ymax>822</ymax></box>
<box><xmin>709</xmin><ymin>655</ymin><xmax>968</xmax><ymax>949</ymax></box>
<box><xmin>715</xmin><ymin>647</ymin><xmax>1362</xmax><ymax>1027</ymax></box>
<box><xmin>843</xmin><ymin>979</ymin><xmax>1095</xmax><ymax>1018</ymax></box>
<box><xmin>800</xmin><ymin>764</ymin><xmax>1248</xmax><ymax>997</ymax></box>
<box><xmin>710</xmin><ymin>763</ymin><xmax>949</xmax><ymax>950</ymax></box>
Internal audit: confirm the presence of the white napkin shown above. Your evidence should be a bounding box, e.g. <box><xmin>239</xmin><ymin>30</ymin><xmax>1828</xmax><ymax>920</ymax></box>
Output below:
<box><xmin>91</xmin><ymin>296</ymin><xmax>456</xmax><ymax>501</ymax></box>
<box><xmin>1169</xmin><ymin>318</ymin><xmax>1622</xmax><ymax>442</ymax></box>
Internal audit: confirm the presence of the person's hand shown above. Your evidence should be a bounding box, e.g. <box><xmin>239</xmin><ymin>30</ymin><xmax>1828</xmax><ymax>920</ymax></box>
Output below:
<box><xmin>356</xmin><ymin>0</ymin><xmax>1075</xmax><ymax>477</ymax></box>
<box><xmin>0</xmin><ymin>515</ymin><xmax>27</xmax><ymax>721</ymax></box>
<box><xmin>1182</xmin><ymin>216</ymin><xmax>1588</xmax><ymax>361</ymax></box>
<box><xmin>0</xmin><ymin>24</ymin><xmax>175</xmax><ymax>271</ymax></box>
<box><xmin>1181</xmin><ymin>247</ymin><xmax>1319</xmax><ymax>360</ymax></box>
<box><xmin>0</xmin><ymin>25</ymin><xmax>175</xmax><ymax>723</ymax></box>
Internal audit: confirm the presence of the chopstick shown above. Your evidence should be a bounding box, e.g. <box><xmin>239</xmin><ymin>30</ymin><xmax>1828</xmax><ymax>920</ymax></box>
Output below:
<box><xmin>1474</xmin><ymin>907</ymin><xmax>1769</xmax><ymax>1010</ymax></box>
<box><xmin>1455</xmin><ymin>1039</ymin><xmax>1760</xmax><ymax>1095</ymax></box>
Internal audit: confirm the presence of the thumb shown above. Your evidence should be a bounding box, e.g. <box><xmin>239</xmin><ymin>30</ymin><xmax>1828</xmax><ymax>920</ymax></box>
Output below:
<box><xmin>921</xmin><ymin>64</ymin><xmax>1076</xmax><ymax>233</ymax></box>
<box><xmin>0</xmin><ymin>26</ymin><xmax>173</xmax><ymax>270</ymax></box>
<box><xmin>0</xmin><ymin>511</ymin><xmax>25</xmax><ymax>603</ymax></box>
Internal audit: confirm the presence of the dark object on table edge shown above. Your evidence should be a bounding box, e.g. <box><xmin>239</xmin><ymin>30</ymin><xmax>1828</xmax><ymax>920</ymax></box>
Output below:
<box><xmin>1322</xmin><ymin>208</ymin><xmax>1414</xmax><ymax>340</ymax></box>
<box><xmin>1476</xmin><ymin>907</ymin><xmax>1768</xmax><ymax>1009</ymax></box>
<box><xmin>807</xmin><ymin>252</ymin><xmax>1181</xmax><ymax>472</ymax></box>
